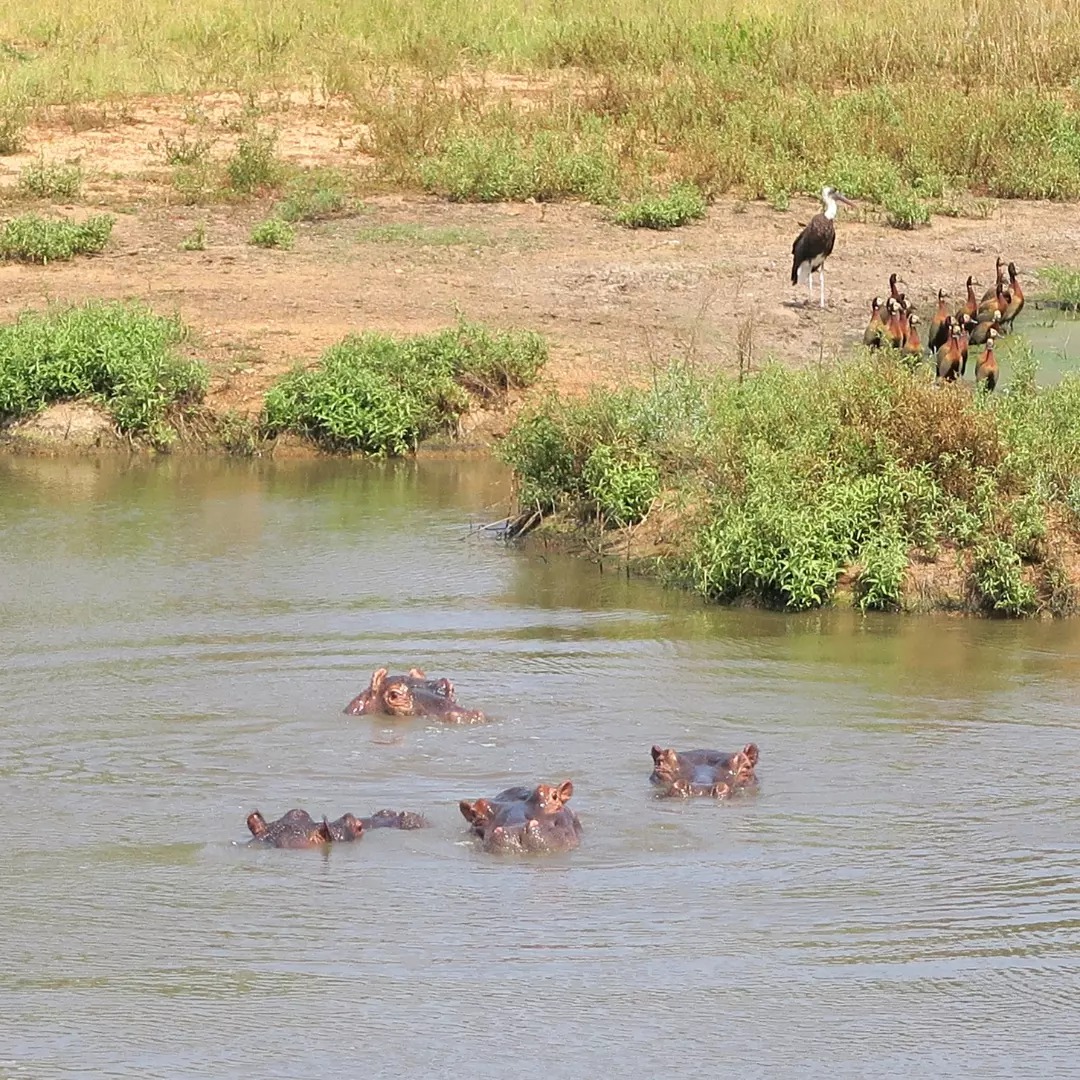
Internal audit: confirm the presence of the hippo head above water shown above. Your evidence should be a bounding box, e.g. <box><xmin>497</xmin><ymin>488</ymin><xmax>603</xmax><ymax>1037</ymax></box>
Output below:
<box><xmin>649</xmin><ymin>743</ymin><xmax>760</xmax><ymax>799</ymax></box>
<box><xmin>246</xmin><ymin>806</ymin><xmax>431</xmax><ymax>848</ymax></box>
<box><xmin>344</xmin><ymin>667</ymin><xmax>485</xmax><ymax>724</ymax></box>
<box><xmin>459</xmin><ymin>781</ymin><xmax>582</xmax><ymax>855</ymax></box>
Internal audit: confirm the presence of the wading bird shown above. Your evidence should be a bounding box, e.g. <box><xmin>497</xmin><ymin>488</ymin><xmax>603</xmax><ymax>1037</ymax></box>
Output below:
<box><xmin>903</xmin><ymin>313</ymin><xmax>925</xmax><ymax>359</ymax></box>
<box><xmin>981</xmin><ymin>256</ymin><xmax>1006</xmax><ymax>304</ymax></box>
<box><xmin>976</xmin><ymin>327</ymin><xmax>999</xmax><ymax>391</ymax></box>
<box><xmin>928</xmin><ymin>289</ymin><xmax>951</xmax><ymax>352</ymax></box>
<box><xmin>969</xmin><ymin>308</ymin><xmax>1001</xmax><ymax>346</ymax></box>
<box><xmin>1002</xmin><ymin>262</ymin><xmax>1024</xmax><ymax>331</ymax></box>
<box><xmin>790</xmin><ymin>185</ymin><xmax>856</xmax><ymax>309</ymax></box>
<box><xmin>959</xmin><ymin>275</ymin><xmax>980</xmax><ymax>326</ymax></box>
<box><xmin>863</xmin><ymin>297</ymin><xmax>886</xmax><ymax>347</ymax></box>
<box><xmin>936</xmin><ymin>317</ymin><xmax>962</xmax><ymax>381</ymax></box>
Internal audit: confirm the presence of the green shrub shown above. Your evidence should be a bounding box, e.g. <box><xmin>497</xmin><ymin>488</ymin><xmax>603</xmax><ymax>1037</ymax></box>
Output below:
<box><xmin>0</xmin><ymin>300</ymin><xmax>207</xmax><ymax>447</ymax></box>
<box><xmin>0</xmin><ymin>214</ymin><xmax>114</xmax><ymax>263</ymax></box>
<box><xmin>225</xmin><ymin>128</ymin><xmax>281</xmax><ymax>194</ymax></box>
<box><xmin>0</xmin><ymin>104</ymin><xmax>27</xmax><ymax>156</ymax></box>
<box><xmin>180</xmin><ymin>223</ymin><xmax>207</xmax><ymax>251</ymax></box>
<box><xmin>612</xmin><ymin>183</ymin><xmax>707</xmax><ymax>230</ymax></box>
<box><xmin>264</xmin><ymin>321</ymin><xmax>547</xmax><ymax>455</ymax></box>
<box><xmin>274</xmin><ymin>170</ymin><xmax>350</xmax><ymax>222</ymax></box>
<box><xmin>1037</xmin><ymin>266</ymin><xmax>1080</xmax><ymax>309</ymax></box>
<box><xmin>882</xmin><ymin>189</ymin><xmax>930</xmax><ymax>230</ymax></box>
<box><xmin>501</xmin><ymin>354</ymin><xmax>1080</xmax><ymax>615</ymax></box>
<box><xmin>18</xmin><ymin>160</ymin><xmax>83</xmax><ymax>200</ymax></box>
<box><xmin>249</xmin><ymin>218</ymin><xmax>294</xmax><ymax>249</ymax></box>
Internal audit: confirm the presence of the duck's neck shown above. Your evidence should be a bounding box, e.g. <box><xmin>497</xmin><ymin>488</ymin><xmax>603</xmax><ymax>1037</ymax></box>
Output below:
<box><xmin>823</xmin><ymin>193</ymin><xmax>838</xmax><ymax>220</ymax></box>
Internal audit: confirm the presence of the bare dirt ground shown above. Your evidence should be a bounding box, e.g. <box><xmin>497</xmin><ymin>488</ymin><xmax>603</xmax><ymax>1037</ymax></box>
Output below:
<box><xmin>2</xmin><ymin>90</ymin><xmax>1080</xmax><ymax>436</ymax></box>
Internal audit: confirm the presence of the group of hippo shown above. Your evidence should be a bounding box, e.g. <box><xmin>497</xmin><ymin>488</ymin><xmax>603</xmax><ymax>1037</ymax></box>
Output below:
<box><xmin>245</xmin><ymin>667</ymin><xmax>761</xmax><ymax>855</ymax></box>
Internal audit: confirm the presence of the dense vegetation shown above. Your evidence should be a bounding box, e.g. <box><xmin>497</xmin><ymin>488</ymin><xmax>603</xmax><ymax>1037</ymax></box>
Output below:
<box><xmin>0</xmin><ymin>214</ymin><xmax>113</xmax><ymax>263</ymax></box>
<box><xmin>264</xmin><ymin>321</ymin><xmax>546</xmax><ymax>454</ymax></box>
<box><xmin>499</xmin><ymin>345</ymin><xmax>1080</xmax><ymax>616</ymax></box>
<box><xmin>2</xmin><ymin>1</ymin><xmax>1080</xmax><ymax>208</ymax></box>
<box><xmin>0</xmin><ymin>301</ymin><xmax>208</xmax><ymax>445</ymax></box>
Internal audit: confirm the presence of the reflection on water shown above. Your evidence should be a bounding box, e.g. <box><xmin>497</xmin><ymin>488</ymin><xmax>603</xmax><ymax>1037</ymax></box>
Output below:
<box><xmin>1</xmin><ymin>456</ymin><xmax>1079</xmax><ymax>1078</ymax></box>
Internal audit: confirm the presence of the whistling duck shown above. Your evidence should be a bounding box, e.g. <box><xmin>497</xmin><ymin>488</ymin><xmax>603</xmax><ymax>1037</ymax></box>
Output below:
<box><xmin>883</xmin><ymin>297</ymin><xmax>906</xmax><ymax>349</ymax></box>
<box><xmin>903</xmin><ymin>313</ymin><xmax>925</xmax><ymax>359</ymax></box>
<box><xmin>981</xmin><ymin>256</ymin><xmax>1006</xmax><ymax>304</ymax></box>
<box><xmin>978</xmin><ymin>278</ymin><xmax>1008</xmax><ymax>321</ymax></box>
<box><xmin>975</xmin><ymin>327</ymin><xmax>999</xmax><ymax>392</ymax></box>
<box><xmin>936</xmin><ymin>318</ymin><xmax>962</xmax><ymax>381</ymax></box>
<box><xmin>790</xmin><ymin>186</ymin><xmax>856</xmax><ymax>309</ymax></box>
<box><xmin>969</xmin><ymin>309</ymin><xmax>1001</xmax><ymax>346</ymax></box>
<box><xmin>959</xmin><ymin>275</ymin><xmax>979</xmax><ymax>325</ymax></box>
<box><xmin>1002</xmin><ymin>262</ymin><xmax>1024</xmax><ymax>331</ymax></box>
<box><xmin>863</xmin><ymin>297</ymin><xmax>887</xmax><ymax>348</ymax></box>
<box><xmin>928</xmin><ymin>289</ymin><xmax>951</xmax><ymax>352</ymax></box>
<box><xmin>957</xmin><ymin>317</ymin><xmax>972</xmax><ymax>377</ymax></box>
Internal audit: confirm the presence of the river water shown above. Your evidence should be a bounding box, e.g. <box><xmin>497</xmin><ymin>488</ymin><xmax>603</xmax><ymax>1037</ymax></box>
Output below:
<box><xmin>1</xmin><ymin>455</ymin><xmax>1078</xmax><ymax>1079</ymax></box>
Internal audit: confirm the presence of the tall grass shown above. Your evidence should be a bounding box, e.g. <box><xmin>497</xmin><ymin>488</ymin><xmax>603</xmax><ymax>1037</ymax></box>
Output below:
<box><xmin>264</xmin><ymin>320</ymin><xmax>546</xmax><ymax>455</ymax></box>
<box><xmin>0</xmin><ymin>301</ymin><xmax>208</xmax><ymax>446</ymax></box>
<box><xmin>499</xmin><ymin>351</ymin><xmax>1080</xmax><ymax>616</ymax></box>
<box><xmin>3</xmin><ymin>2</ymin><xmax>1080</xmax><ymax>201</ymax></box>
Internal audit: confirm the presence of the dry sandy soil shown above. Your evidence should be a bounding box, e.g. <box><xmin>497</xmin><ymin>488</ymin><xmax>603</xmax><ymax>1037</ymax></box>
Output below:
<box><xmin>2</xmin><ymin>89</ymin><xmax>1079</xmax><ymax>433</ymax></box>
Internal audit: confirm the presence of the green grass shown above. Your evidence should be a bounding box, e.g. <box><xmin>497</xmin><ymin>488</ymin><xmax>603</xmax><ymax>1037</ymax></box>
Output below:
<box><xmin>355</xmin><ymin>223</ymin><xmax>491</xmax><ymax>247</ymax></box>
<box><xmin>1037</xmin><ymin>266</ymin><xmax>1080</xmax><ymax>309</ymax></box>
<box><xmin>17</xmin><ymin>160</ymin><xmax>83</xmax><ymax>199</ymax></box>
<box><xmin>499</xmin><ymin>348</ymin><xmax>1080</xmax><ymax>616</ymax></box>
<box><xmin>180</xmin><ymin>222</ymin><xmax>207</xmax><ymax>250</ymax></box>
<box><xmin>273</xmin><ymin>170</ymin><xmax>351</xmax><ymax>222</ymax></box>
<box><xmin>0</xmin><ymin>300</ymin><xmax>208</xmax><ymax>447</ymax></box>
<box><xmin>263</xmin><ymin>320</ymin><xmax>547</xmax><ymax>455</ymax></box>
<box><xmin>224</xmin><ymin>128</ymin><xmax>281</xmax><ymax>194</ymax></box>
<box><xmin>0</xmin><ymin>214</ymin><xmax>113</xmax><ymax>263</ymax></box>
<box><xmin>249</xmin><ymin>218</ymin><xmax>294</xmax><ymax>248</ymax></box>
<box><xmin>612</xmin><ymin>183</ymin><xmax>707</xmax><ymax>230</ymax></box>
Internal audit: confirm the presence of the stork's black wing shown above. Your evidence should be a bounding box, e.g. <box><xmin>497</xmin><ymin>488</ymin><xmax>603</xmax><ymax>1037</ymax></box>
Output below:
<box><xmin>790</xmin><ymin>213</ymin><xmax>836</xmax><ymax>284</ymax></box>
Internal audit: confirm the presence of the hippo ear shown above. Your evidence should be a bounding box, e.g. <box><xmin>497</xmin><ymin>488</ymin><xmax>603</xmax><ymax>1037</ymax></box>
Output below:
<box><xmin>557</xmin><ymin>780</ymin><xmax>574</xmax><ymax>803</ymax></box>
<box><xmin>459</xmin><ymin>800</ymin><xmax>478</xmax><ymax>824</ymax></box>
<box><xmin>742</xmin><ymin>743</ymin><xmax>760</xmax><ymax>767</ymax></box>
<box><xmin>651</xmin><ymin>745</ymin><xmax>664</xmax><ymax>763</ymax></box>
<box><xmin>317</xmin><ymin>818</ymin><xmax>334</xmax><ymax>843</ymax></box>
<box><xmin>246</xmin><ymin>811</ymin><xmax>267</xmax><ymax>837</ymax></box>
<box><xmin>407</xmin><ymin>667</ymin><xmax>427</xmax><ymax>679</ymax></box>
<box><xmin>369</xmin><ymin>668</ymin><xmax>388</xmax><ymax>693</ymax></box>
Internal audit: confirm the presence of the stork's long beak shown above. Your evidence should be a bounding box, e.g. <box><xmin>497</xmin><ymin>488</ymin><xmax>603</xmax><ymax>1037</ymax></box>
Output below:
<box><xmin>836</xmin><ymin>193</ymin><xmax>856</xmax><ymax>207</ymax></box>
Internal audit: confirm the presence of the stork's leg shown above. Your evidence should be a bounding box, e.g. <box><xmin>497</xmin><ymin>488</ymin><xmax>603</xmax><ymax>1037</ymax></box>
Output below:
<box><xmin>808</xmin><ymin>271</ymin><xmax>814</xmax><ymax>304</ymax></box>
<box><xmin>820</xmin><ymin>266</ymin><xmax>826</xmax><ymax>309</ymax></box>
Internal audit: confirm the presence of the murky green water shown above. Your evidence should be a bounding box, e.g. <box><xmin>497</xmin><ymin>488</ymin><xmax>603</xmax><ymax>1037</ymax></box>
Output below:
<box><xmin>1022</xmin><ymin>311</ymin><xmax>1080</xmax><ymax>385</ymax></box>
<box><xmin>2</xmin><ymin>456</ymin><xmax>1078</xmax><ymax>1078</ymax></box>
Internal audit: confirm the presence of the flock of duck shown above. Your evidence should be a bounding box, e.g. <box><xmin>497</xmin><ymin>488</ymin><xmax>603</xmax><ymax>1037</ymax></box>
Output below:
<box><xmin>861</xmin><ymin>256</ymin><xmax>1025</xmax><ymax>390</ymax></box>
<box><xmin>242</xmin><ymin>667</ymin><xmax>762</xmax><ymax>855</ymax></box>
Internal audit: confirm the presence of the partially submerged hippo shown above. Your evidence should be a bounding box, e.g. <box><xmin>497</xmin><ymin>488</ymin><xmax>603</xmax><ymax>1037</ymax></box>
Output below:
<box><xmin>246</xmin><ymin>806</ymin><xmax>430</xmax><ymax>848</ymax></box>
<box><xmin>649</xmin><ymin>743</ymin><xmax>760</xmax><ymax>798</ymax></box>
<box><xmin>459</xmin><ymin>781</ymin><xmax>582</xmax><ymax>854</ymax></box>
<box><xmin>344</xmin><ymin>667</ymin><xmax>485</xmax><ymax>723</ymax></box>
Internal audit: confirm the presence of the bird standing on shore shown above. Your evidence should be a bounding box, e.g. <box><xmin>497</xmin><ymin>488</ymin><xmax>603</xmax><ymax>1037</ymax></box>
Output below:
<box><xmin>790</xmin><ymin>185</ymin><xmax>856</xmax><ymax>309</ymax></box>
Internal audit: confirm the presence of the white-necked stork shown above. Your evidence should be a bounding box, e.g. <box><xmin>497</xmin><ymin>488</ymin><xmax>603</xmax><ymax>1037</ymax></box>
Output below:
<box><xmin>790</xmin><ymin>185</ymin><xmax>855</xmax><ymax>309</ymax></box>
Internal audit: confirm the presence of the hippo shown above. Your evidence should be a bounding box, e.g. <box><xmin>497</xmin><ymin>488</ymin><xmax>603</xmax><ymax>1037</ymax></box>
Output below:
<box><xmin>459</xmin><ymin>781</ymin><xmax>582</xmax><ymax>854</ymax></box>
<box><xmin>344</xmin><ymin>667</ymin><xmax>485</xmax><ymax>723</ymax></box>
<box><xmin>649</xmin><ymin>743</ymin><xmax>760</xmax><ymax>798</ymax></box>
<box><xmin>246</xmin><ymin>806</ymin><xmax>431</xmax><ymax>848</ymax></box>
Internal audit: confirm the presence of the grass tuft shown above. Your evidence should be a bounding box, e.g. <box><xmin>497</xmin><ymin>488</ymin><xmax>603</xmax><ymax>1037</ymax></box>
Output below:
<box><xmin>1037</xmin><ymin>266</ymin><xmax>1080</xmax><ymax>309</ymax></box>
<box><xmin>18</xmin><ymin>160</ymin><xmax>83</xmax><ymax>200</ymax></box>
<box><xmin>273</xmin><ymin>169</ymin><xmax>351</xmax><ymax>222</ymax></box>
<box><xmin>612</xmin><ymin>182</ymin><xmax>707</xmax><ymax>230</ymax></box>
<box><xmin>264</xmin><ymin>320</ymin><xmax>547</xmax><ymax>455</ymax></box>
<box><xmin>225</xmin><ymin>128</ymin><xmax>282</xmax><ymax>194</ymax></box>
<box><xmin>0</xmin><ymin>300</ymin><xmax>207</xmax><ymax>447</ymax></box>
<box><xmin>355</xmin><ymin>223</ymin><xmax>491</xmax><ymax>247</ymax></box>
<box><xmin>0</xmin><ymin>214</ymin><xmax>114</xmax><ymax>263</ymax></box>
<box><xmin>249</xmin><ymin>218</ymin><xmax>294</xmax><ymax>249</ymax></box>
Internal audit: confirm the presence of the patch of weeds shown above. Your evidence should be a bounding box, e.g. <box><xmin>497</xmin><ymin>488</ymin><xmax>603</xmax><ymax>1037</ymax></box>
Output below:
<box><xmin>149</xmin><ymin>129</ymin><xmax>215</xmax><ymax>167</ymax></box>
<box><xmin>882</xmin><ymin>189</ymin><xmax>930</xmax><ymax>230</ymax></box>
<box><xmin>263</xmin><ymin>320</ymin><xmax>547</xmax><ymax>455</ymax></box>
<box><xmin>0</xmin><ymin>214</ymin><xmax>113</xmax><ymax>263</ymax></box>
<box><xmin>225</xmin><ymin>128</ymin><xmax>281</xmax><ymax>194</ymax></box>
<box><xmin>217</xmin><ymin>410</ymin><xmax>266</xmax><ymax>456</ymax></box>
<box><xmin>581</xmin><ymin>444</ymin><xmax>660</xmax><ymax>525</ymax></box>
<box><xmin>612</xmin><ymin>182</ymin><xmax>707</xmax><ymax>230</ymax></box>
<box><xmin>171</xmin><ymin>163</ymin><xmax>219</xmax><ymax>205</ymax></box>
<box><xmin>971</xmin><ymin>538</ymin><xmax>1036</xmax><ymax>615</ymax></box>
<box><xmin>1037</xmin><ymin>266</ymin><xmax>1080</xmax><ymax>310</ymax></box>
<box><xmin>355</xmin><ymin>223</ymin><xmax>491</xmax><ymax>247</ymax></box>
<box><xmin>18</xmin><ymin>160</ymin><xmax>83</xmax><ymax>200</ymax></box>
<box><xmin>0</xmin><ymin>300</ymin><xmax>207</xmax><ymax>448</ymax></box>
<box><xmin>273</xmin><ymin>170</ymin><xmax>351</xmax><ymax>222</ymax></box>
<box><xmin>855</xmin><ymin>530</ymin><xmax>909</xmax><ymax>610</ymax></box>
<box><xmin>0</xmin><ymin>103</ymin><xmax>27</xmax><ymax>155</ymax></box>
<box><xmin>249</xmin><ymin>218</ymin><xmax>294</xmax><ymax>249</ymax></box>
<box><xmin>180</xmin><ymin>223</ymin><xmax>207</xmax><ymax>251</ymax></box>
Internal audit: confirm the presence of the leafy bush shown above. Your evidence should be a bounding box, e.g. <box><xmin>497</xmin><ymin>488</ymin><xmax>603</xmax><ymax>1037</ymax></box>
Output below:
<box><xmin>1037</xmin><ymin>266</ymin><xmax>1080</xmax><ymax>309</ymax></box>
<box><xmin>500</xmin><ymin>355</ymin><xmax>1080</xmax><ymax>615</ymax></box>
<box><xmin>225</xmin><ymin>128</ymin><xmax>281</xmax><ymax>194</ymax></box>
<box><xmin>882</xmin><ymin>189</ymin><xmax>931</xmax><ymax>230</ymax></box>
<box><xmin>0</xmin><ymin>214</ymin><xmax>114</xmax><ymax>263</ymax></box>
<box><xmin>0</xmin><ymin>301</ymin><xmax>207</xmax><ymax>446</ymax></box>
<box><xmin>249</xmin><ymin>218</ymin><xmax>294</xmax><ymax>249</ymax></box>
<box><xmin>274</xmin><ymin>170</ymin><xmax>351</xmax><ymax>222</ymax></box>
<box><xmin>18</xmin><ymin>160</ymin><xmax>83</xmax><ymax>200</ymax></box>
<box><xmin>264</xmin><ymin>321</ymin><xmax>547</xmax><ymax>454</ymax></box>
<box><xmin>612</xmin><ymin>183</ymin><xmax>707</xmax><ymax>230</ymax></box>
